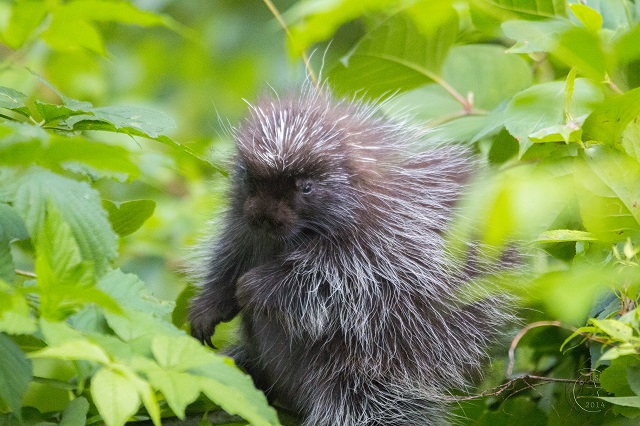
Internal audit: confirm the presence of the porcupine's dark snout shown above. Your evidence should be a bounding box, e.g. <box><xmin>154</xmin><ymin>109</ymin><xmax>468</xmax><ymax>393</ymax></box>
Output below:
<box><xmin>243</xmin><ymin>194</ymin><xmax>298</xmax><ymax>237</ymax></box>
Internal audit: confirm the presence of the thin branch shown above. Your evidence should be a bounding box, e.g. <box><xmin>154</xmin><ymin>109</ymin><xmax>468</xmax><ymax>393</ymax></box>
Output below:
<box><xmin>425</xmin><ymin>108</ymin><xmax>489</xmax><ymax>128</ymax></box>
<box><xmin>507</xmin><ymin>321</ymin><xmax>562</xmax><ymax>376</ymax></box>
<box><xmin>450</xmin><ymin>374</ymin><xmax>600</xmax><ymax>402</ymax></box>
<box><xmin>16</xmin><ymin>269</ymin><xmax>37</xmax><ymax>278</ymax></box>
<box><xmin>262</xmin><ymin>0</ymin><xmax>318</xmax><ymax>85</ymax></box>
<box><xmin>605</xmin><ymin>77</ymin><xmax>624</xmax><ymax>95</ymax></box>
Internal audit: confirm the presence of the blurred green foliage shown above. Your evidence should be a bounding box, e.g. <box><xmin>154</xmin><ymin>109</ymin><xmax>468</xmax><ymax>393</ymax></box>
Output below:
<box><xmin>1</xmin><ymin>0</ymin><xmax>640</xmax><ymax>425</ymax></box>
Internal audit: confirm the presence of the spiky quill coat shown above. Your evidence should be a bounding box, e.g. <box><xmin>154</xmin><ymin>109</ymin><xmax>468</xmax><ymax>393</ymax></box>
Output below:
<box><xmin>189</xmin><ymin>86</ymin><xmax>515</xmax><ymax>426</ymax></box>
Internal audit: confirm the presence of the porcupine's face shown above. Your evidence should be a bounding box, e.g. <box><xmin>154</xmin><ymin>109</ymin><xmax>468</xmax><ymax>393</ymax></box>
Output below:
<box><xmin>234</xmin><ymin>100</ymin><xmax>355</xmax><ymax>241</ymax></box>
<box><xmin>236</xmin><ymin>167</ymin><xmax>319</xmax><ymax>239</ymax></box>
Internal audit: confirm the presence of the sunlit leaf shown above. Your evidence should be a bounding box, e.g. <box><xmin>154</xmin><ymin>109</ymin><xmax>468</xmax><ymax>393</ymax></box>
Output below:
<box><xmin>536</xmin><ymin>229</ymin><xmax>596</xmax><ymax>243</ymax></box>
<box><xmin>42</xmin><ymin>15</ymin><xmax>105</xmax><ymax>55</ymax></box>
<box><xmin>575</xmin><ymin>148</ymin><xmax>640</xmax><ymax>242</ymax></box>
<box><xmin>29</xmin><ymin>339</ymin><xmax>111</xmax><ymax>364</ymax></box>
<box><xmin>589</xmin><ymin>318</ymin><xmax>633</xmax><ymax>342</ymax></box>
<box><xmin>287</xmin><ymin>0</ymin><xmax>404</xmax><ymax>55</ymax></box>
<box><xmin>583</xmin><ymin>87</ymin><xmax>640</xmax><ymax>147</ymax></box>
<box><xmin>498</xmin><ymin>79</ymin><xmax>602</xmax><ymax>157</ymax></box>
<box><xmin>91</xmin><ymin>367</ymin><xmax>141</xmax><ymax>426</ymax></box>
<box><xmin>578</xmin><ymin>0</ymin><xmax>630</xmax><ymax>30</ymax></box>
<box><xmin>526</xmin><ymin>264</ymin><xmax>614</xmax><ymax>323</ymax></box>
<box><xmin>615</xmin><ymin>23</ymin><xmax>640</xmax><ymax>63</ymax></box>
<box><xmin>569</xmin><ymin>4</ymin><xmax>603</xmax><ymax>32</ymax></box>
<box><xmin>196</xmin><ymin>368</ymin><xmax>280</xmax><ymax>426</ymax></box>
<box><xmin>484</xmin><ymin>0</ymin><xmax>566</xmax><ymax>17</ymax></box>
<box><xmin>599</xmin><ymin>395</ymin><xmax>640</xmax><ymax>408</ymax></box>
<box><xmin>0</xmin><ymin>1</ymin><xmax>47</xmax><ymax>49</ymax></box>
<box><xmin>553</xmin><ymin>27</ymin><xmax>607</xmax><ymax>80</ymax></box>
<box><xmin>0</xmin><ymin>281</ymin><xmax>36</xmax><ymax>335</ymax></box>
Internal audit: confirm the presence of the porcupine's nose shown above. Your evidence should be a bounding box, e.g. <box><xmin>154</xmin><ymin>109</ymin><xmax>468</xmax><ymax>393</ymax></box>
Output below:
<box><xmin>244</xmin><ymin>196</ymin><xmax>297</xmax><ymax>236</ymax></box>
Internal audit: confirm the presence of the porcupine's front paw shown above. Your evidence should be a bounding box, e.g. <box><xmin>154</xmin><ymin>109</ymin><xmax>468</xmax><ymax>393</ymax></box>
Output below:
<box><xmin>189</xmin><ymin>293</ymin><xmax>239</xmax><ymax>348</ymax></box>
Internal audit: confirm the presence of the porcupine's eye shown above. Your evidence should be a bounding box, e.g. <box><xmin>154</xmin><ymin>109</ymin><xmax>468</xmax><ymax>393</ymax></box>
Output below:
<box><xmin>301</xmin><ymin>181</ymin><xmax>313</xmax><ymax>195</ymax></box>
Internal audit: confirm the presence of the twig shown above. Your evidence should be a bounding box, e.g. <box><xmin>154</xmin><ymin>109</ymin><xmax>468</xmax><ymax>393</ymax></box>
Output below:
<box><xmin>450</xmin><ymin>374</ymin><xmax>600</xmax><ymax>402</ymax></box>
<box><xmin>262</xmin><ymin>0</ymin><xmax>318</xmax><ymax>85</ymax></box>
<box><xmin>507</xmin><ymin>321</ymin><xmax>562</xmax><ymax>376</ymax></box>
<box><xmin>15</xmin><ymin>269</ymin><xmax>37</xmax><ymax>278</ymax></box>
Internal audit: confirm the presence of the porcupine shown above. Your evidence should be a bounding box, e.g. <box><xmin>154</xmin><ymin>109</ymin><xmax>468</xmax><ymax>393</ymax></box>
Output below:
<box><xmin>189</xmin><ymin>83</ymin><xmax>516</xmax><ymax>425</ymax></box>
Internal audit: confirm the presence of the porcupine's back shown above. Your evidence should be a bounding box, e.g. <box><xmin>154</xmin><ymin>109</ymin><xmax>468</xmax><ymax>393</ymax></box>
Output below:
<box><xmin>231</xmin><ymin>85</ymin><xmax>517</xmax><ymax>424</ymax></box>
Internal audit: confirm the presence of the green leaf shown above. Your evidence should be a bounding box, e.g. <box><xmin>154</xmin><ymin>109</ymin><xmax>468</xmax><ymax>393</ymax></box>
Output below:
<box><xmin>59</xmin><ymin>397</ymin><xmax>90</xmax><ymax>426</ymax></box>
<box><xmin>0</xmin><ymin>333</ymin><xmax>32</xmax><ymax>419</ymax></box>
<box><xmin>151</xmin><ymin>334</ymin><xmax>218</xmax><ymax>371</ymax></box>
<box><xmin>329</xmin><ymin>6</ymin><xmax>458</xmax><ymax>99</ymax></box>
<box><xmin>104</xmin><ymin>311</ymin><xmax>181</xmax><ymax>354</ymax></box>
<box><xmin>502</xmin><ymin>19</ymin><xmax>571</xmax><ymax>53</ymax></box>
<box><xmin>29</xmin><ymin>339</ymin><xmax>111</xmax><ymax>364</ymax></box>
<box><xmin>13</xmin><ymin>168</ymin><xmax>118</xmax><ymax>276</ymax></box>
<box><xmin>28</xmin><ymin>70</ymin><xmax>93</xmax><ymax>110</ymax></box>
<box><xmin>97</xmin><ymin>269</ymin><xmax>173</xmax><ymax>319</ymax></box>
<box><xmin>442</xmin><ymin>44</ymin><xmax>532</xmax><ymax>110</ymax></box>
<box><xmin>577</xmin><ymin>0</ymin><xmax>630</xmax><ymax>30</ymax></box>
<box><xmin>589</xmin><ymin>318</ymin><xmax>633</xmax><ymax>341</ymax></box>
<box><xmin>31</xmin><ymin>202</ymin><xmax>122</xmax><ymax>318</ymax></box>
<box><xmin>140</xmin><ymin>366</ymin><xmax>199</xmax><ymax>420</ymax></box>
<box><xmin>621</xmin><ymin>117</ymin><xmax>640</xmax><ymax>163</ymax></box>
<box><xmin>553</xmin><ymin>27</ymin><xmax>607</xmax><ymax>80</ymax></box>
<box><xmin>615</xmin><ymin>23</ymin><xmax>640</xmax><ymax>63</ymax></box>
<box><xmin>195</xmin><ymin>362</ymin><xmax>280</xmax><ymax>426</ymax></box>
<box><xmin>499</xmin><ymin>79</ymin><xmax>602</xmax><ymax>157</ymax></box>
<box><xmin>583</xmin><ymin>87</ymin><xmax>640</xmax><ymax>147</ymax></box>
<box><xmin>91</xmin><ymin>367</ymin><xmax>141</xmax><ymax>426</ymax></box>
<box><xmin>536</xmin><ymin>230</ymin><xmax>596</xmax><ymax>243</ymax></box>
<box><xmin>485</xmin><ymin>0</ymin><xmax>566</xmax><ymax>17</ymax></box>
<box><xmin>102</xmin><ymin>200</ymin><xmax>155</xmax><ymax>237</ymax></box>
<box><xmin>0</xmin><ymin>202</ymin><xmax>29</xmax><ymax>283</ymax></box>
<box><xmin>628</xmin><ymin>366</ymin><xmax>640</xmax><ymax>396</ymax></box>
<box><xmin>0</xmin><ymin>134</ymin><xmax>140</xmax><ymax>181</ymax></box>
<box><xmin>34</xmin><ymin>202</ymin><xmax>88</xmax><ymax>291</ymax></box>
<box><xmin>131</xmin><ymin>334</ymin><xmax>279</xmax><ymax>424</ymax></box>
<box><xmin>287</xmin><ymin>0</ymin><xmax>403</xmax><ymax>54</ymax></box>
<box><xmin>529</xmin><ymin>123</ymin><xmax>583</xmax><ymax>143</ymax></box>
<box><xmin>0</xmin><ymin>86</ymin><xmax>30</xmax><ymax>116</ymax></box>
<box><xmin>575</xmin><ymin>148</ymin><xmax>640</xmax><ymax>242</ymax></box>
<box><xmin>569</xmin><ymin>3</ymin><xmax>603</xmax><ymax>32</ymax></box>
<box><xmin>42</xmin><ymin>15</ymin><xmax>105</xmax><ymax>55</ymax></box>
<box><xmin>0</xmin><ymin>281</ymin><xmax>37</xmax><ymax>335</ymax></box>
<box><xmin>0</xmin><ymin>203</ymin><xmax>29</xmax><ymax>242</ymax></box>
<box><xmin>526</xmin><ymin>265</ymin><xmax>615</xmax><ymax>323</ymax></box>
<box><xmin>600</xmin><ymin>356</ymin><xmax>637</xmax><ymax>394</ymax></box>
<box><xmin>1</xmin><ymin>1</ymin><xmax>47</xmax><ymax>49</ymax></box>
<box><xmin>39</xmin><ymin>318</ymin><xmax>86</xmax><ymax>346</ymax></box>
<box><xmin>64</xmin><ymin>106</ymin><xmax>176</xmax><ymax>139</ymax></box>
<box><xmin>599</xmin><ymin>344</ymin><xmax>638</xmax><ymax>362</ymax></box>
<box><xmin>35</xmin><ymin>100</ymin><xmax>92</xmax><ymax>124</ymax></box>
<box><xmin>55</xmin><ymin>0</ymin><xmax>169</xmax><ymax>26</ymax></box>
<box><xmin>599</xmin><ymin>396</ymin><xmax>640</xmax><ymax>408</ymax></box>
